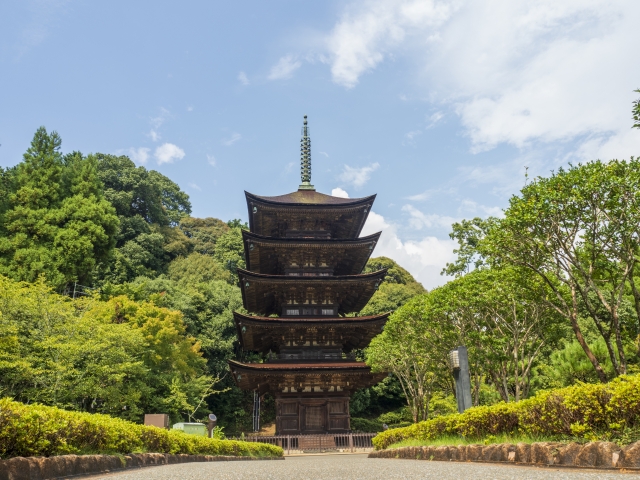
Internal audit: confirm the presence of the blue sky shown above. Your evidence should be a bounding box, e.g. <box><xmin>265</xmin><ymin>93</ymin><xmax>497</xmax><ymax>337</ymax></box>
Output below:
<box><xmin>1</xmin><ymin>0</ymin><xmax>639</xmax><ymax>288</ymax></box>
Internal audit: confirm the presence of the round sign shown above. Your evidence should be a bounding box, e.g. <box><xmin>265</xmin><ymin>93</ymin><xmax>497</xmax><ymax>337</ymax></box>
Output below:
<box><xmin>208</xmin><ymin>414</ymin><xmax>217</xmax><ymax>421</ymax></box>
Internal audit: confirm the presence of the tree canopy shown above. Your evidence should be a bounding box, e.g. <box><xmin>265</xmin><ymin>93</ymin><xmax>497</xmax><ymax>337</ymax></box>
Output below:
<box><xmin>0</xmin><ymin>128</ymin><xmax>119</xmax><ymax>290</ymax></box>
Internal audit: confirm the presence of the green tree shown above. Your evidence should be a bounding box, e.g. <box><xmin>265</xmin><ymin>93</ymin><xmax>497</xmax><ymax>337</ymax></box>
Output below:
<box><xmin>442</xmin><ymin>217</ymin><xmax>498</xmax><ymax>277</ymax></box>
<box><xmin>179</xmin><ymin>217</ymin><xmax>230</xmax><ymax>256</ymax></box>
<box><xmin>361</xmin><ymin>257</ymin><xmax>425</xmax><ymax>316</ymax></box>
<box><xmin>0</xmin><ymin>167</ymin><xmax>16</xmax><ymax>237</ymax></box>
<box><xmin>366</xmin><ymin>294</ymin><xmax>454</xmax><ymax>422</ymax></box>
<box><xmin>0</xmin><ymin>128</ymin><xmax>119</xmax><ymax>290</ymax></box>
<box><xmin>431</xmin><ymin>267</ymin><xmax>564</xmax><ymax>402</ymax></box>
<box><xmin>213</xmin><ymin>227</ymin><xmax>246</xmax><ymax>278</ymax></box>
<box><xmin>95</xmin><ymin>154</ymin><xmax>192</xmax><ymax>283</ymax></box>
<box><xmin>168</xmin><ymin>252</ymin><xmax>233</xmax><ymax>285</ymax></box>
<box><xmin>633</xmin><ymin>88</ymin><xmax>640</xmax><ymax>129</ymax></box>
<box><xmin>0</xmin><ymin>273</ymin><xmax>222</xmax><ymax>422</ymax></box>
<box><xmin>485</xmin><ymin>160</ymin><xmax>640</xmax><ymax>381</ymax></box>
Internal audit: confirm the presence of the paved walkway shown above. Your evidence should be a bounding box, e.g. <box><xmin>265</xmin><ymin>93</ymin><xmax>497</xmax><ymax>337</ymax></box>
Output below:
<box><xmin>86</xmin><ymin>453</ymin><xmax>640</xmax><ymax>480</ymax></box>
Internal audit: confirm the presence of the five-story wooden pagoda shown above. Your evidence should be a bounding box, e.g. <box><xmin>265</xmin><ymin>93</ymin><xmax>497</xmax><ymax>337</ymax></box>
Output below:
<box><xmin>229</xmin><ymin>116</ymin><xmax>388</xmax><ymax>434</ymax></box>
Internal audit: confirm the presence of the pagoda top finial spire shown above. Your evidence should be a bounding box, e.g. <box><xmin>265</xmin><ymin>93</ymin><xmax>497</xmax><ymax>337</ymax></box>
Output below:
<box><xmin>298</xmin><ymin>115</ymin><xmax>315</xmax><ymax>191</ymax></box>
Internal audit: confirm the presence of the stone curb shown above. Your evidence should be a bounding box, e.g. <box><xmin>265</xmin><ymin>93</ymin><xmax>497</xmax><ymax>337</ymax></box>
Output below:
<box><xmin>368</xmin><ymin>441</ymin><xmax>640</xmax><ymax>471</ymax></box>
<box><xmin>0</xmin><ymin>453</ymin><xmax>284</xmax><ymax>480</ymax></box>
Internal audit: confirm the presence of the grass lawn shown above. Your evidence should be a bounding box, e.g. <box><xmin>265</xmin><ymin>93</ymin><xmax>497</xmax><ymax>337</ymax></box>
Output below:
<box><xmin>386</xmin><ymin>433</ymin><xmax>570</xmax><ymax>450</ymax></box>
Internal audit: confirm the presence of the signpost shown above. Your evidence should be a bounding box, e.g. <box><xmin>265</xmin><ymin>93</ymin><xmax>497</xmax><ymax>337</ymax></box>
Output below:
<box><xmin>449</xmin><ymin>346</ymin><xmax>473</xmax><ymax>413</ymax></box>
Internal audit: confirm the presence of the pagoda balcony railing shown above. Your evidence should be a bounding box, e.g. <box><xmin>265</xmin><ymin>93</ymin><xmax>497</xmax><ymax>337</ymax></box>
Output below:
<box><xmin>265</xmin><ymin>352</ymin><xmax>357</xmax><ymax>362</ymax></box>
<box><xmin>284</xmin><ymin>230</ymin><xmax>332</xmax><ymax>239</ymax></box>
<box><xmin>281</xmin><ymin>306</ymin><xmax>337</xmax><ymax>317</ymax></box>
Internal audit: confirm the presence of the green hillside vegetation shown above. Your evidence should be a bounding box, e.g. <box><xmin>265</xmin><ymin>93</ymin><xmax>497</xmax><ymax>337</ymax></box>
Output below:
<box><xmin>0</xmin><ymin>127</ymin><xmax>424</xmax><ymax>435</ymax></box>
<box><xmin>3</xmin><ymin>124</ymin><xmax>640</xmax><ymax>445</ymax></box>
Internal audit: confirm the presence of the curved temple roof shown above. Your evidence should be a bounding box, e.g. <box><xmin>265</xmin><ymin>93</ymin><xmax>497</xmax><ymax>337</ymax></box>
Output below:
<box><xmin>228</xmin><ymin>359</ymin><xmax>386</xmax><ymax>395</ymax></box>
<box><xmin>246</xmin><ymin>190</ymin><xmax>376</xmax><ymax>206</ymax></box>
<box><xmin>242</xmin><ymin>230</ymin><xmax>382</xmax><ymax>275</ymax></box>
<box><xmin>233</xmin><ymin>311</ymin><xmax>390</xmax><ymax>352</ymax></box>
<box><xmin>245</xmin><ymin>190</ymin><xmax>376</xmax><ymax>239</ymax></box>
<box><xmin>238</xmin><ymin>268</ymin><xmax>387</xmax><ymax>316</ymax></box>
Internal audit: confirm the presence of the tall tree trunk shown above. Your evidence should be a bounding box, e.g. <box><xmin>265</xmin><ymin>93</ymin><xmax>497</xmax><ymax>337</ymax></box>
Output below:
<box><xmin>571</xmin><ymin>309</ymin><xmax>607</xmax><ymax>383</ymax></box>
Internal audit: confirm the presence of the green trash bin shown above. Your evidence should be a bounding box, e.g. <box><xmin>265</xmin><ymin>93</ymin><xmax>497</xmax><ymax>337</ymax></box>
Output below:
<box><xmin>172</xmin><ymin>422</ymin><xmax>207</xmax><ymax>436</ymax></box>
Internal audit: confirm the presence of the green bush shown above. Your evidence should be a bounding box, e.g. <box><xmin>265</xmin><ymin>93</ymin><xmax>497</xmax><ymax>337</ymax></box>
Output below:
<box><xmin>372</xmin><ymin>375</ymin><xmax>640</xmax><ymax>450</ymax></box>
<box><xmin>0</xmin><ymin>398</ymin><xmax>282</xmax><ymax>458</ymax></box>
<box><xmin>351</xmin><ymin>417</ymin><xmax>383</xmax><ymax>433</ymax></box>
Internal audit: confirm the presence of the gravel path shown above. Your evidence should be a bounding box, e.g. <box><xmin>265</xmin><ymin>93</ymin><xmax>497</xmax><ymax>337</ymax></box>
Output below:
<box><xmin>86</xmin><ymin>454</ymin><xmax>640</xmax><ymax>480</ymax></box>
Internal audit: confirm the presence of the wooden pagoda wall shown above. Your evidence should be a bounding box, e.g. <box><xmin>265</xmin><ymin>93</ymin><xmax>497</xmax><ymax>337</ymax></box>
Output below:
<box><xmin>275</xmin><ymin>394</ymin><xmax>350</xmax><ymax>434</ymax></box>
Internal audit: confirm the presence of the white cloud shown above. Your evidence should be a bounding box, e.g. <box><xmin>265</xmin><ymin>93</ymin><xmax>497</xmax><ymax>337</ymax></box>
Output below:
<box><xmin>319</xmin><ymin>151</ymin><xmax>330</xmax><ymax>157</ymax></box>
<box><xmin>331</xmin><ymin>187</ymin><xmax>350</xmax><ymax>198</ymax></box>
<box><xmin>283</xmin><ymin>161</ymin><xmax>296</xmax><ymax>174</ymax></box>
<box><xmin>206</xmin><ymin>154</ymin><xmax>216</xmax><ymax>167</ymax></box>
<box><xmin>154</xmin><ymin>143</ymin><xmax>185</xmax><ymax>165</ymax></box>
<box><xmin>323</xmin><ymin>1</ymin><xmax>640</xmax><ymax>159</ymax></box>
<box><xmin>238</xmin><ymin>71</ymin><xmax>250</xmax><ymax>85</ymax></box>
<box><xmin>338</xmin><ymin>162</ymin><xmax>380</xmax><ymax>188</ymax></box>
<box><xmin>150</xmin><ymin>107</ymin><xmax>170</xmax><ymax>129</ymax></box>
<box><xmin>405</xmin><ymin>130</ymin><xmax>422</xmax><ymax>140</ymax></box>
<box><xmin>187</xmin><ymin>106</ymin><xmax>193</xmax><ymax>112</ymax></box>
<box><xmin>267</xmin><ymin>55</ymin><xmax>302</xmax><ymax>80</ymax></box>
<box><xmin>121</xmin><ymin>147</ymin><xmax>150</xmax><ymax>165</ymax></box>
<box><xmin>188</xmin><ymin>183</ymin><xmax>201</xmax><ymax>191</ymax></box>
<box><xmin>426</xmin><ymin>111</ymin><xmax>443</xmax><ymax>129</ymax></box>
<box><xmin>361</xmin><ymin>210</ymin><xmax>456</xmax><ymax>289</ymax></box>
<box><xmin>402</xmin><ymin>204</ymin><xmax>458</xmax><ymax>230</ymax></box>
<box><xmin>222</xmin><ymin>133</ymin><xmax>242</xmax><ymax>146</ymax></box>
<box><xmin>457</xmin><ymin>199</ymin><xmax>503</xmax><ymax>218</ymax></box>
<box><xmin>149</xmin><ymin>130</ymin><xmax>161</xmax><ymax>142</ymax></box>
<box><xmin>326</xmin><ymin>0</ymin><xmax>456</xmax><ymax>88</ymax></box>
<box><xmin>15</xmin><ymin>0</ymin><xmax>71</xmax><ymax>57</ymax></box>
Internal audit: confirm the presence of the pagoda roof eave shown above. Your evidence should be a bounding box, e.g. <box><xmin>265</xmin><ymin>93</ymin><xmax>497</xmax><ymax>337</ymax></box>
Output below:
<box><xmin>234</xmin><ymin>311</ymin><xmax>390</xmax><ymax>353</ymax></box>
<box><xmin>237</xmin><ymin>268</ymin><xmax>387</xmax><ymax>282</ymax></box>
<box><xmin>242</xmin><ymin>230</ymin><xmax>382</xmax><ymax>275</ymax></box>
<box><xmin>228</xmin><ymin>359</ymin><xmax>387</xmax><ymax>394</ymax></box>
<box><xmin>245</xmin><ymin>190</ymin><xmax>376</xmax><ymax>208</ymax></box>
<box><xmin>237</xmin><ymin>268</ymin><xmax>387</xmax><ymax>316</ymax></box>
<box><xmin>233</xmin><ymin>311</ymin><xmax>390</xmax><ymax>324</ymax></box>
<box><xmin>242</xmin><ymin>230</ymin><xmax>382</xmax><ymax>246</ymax></box>
<box><xmin>229</xmin><ymin>359</ymin><xmax>373</xmax><ymax>371</ymax></box>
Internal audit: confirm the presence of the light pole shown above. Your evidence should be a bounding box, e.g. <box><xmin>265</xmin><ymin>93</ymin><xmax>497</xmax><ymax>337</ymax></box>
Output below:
<box><xmin>449</xmin><ymin>346</ymin><xmax>473</xmax><ymax>413</ymax></box>
<box><xmin>207</xmin><ymin>413</ymin><xmax>217</xmax><ymax>438</ymax></box>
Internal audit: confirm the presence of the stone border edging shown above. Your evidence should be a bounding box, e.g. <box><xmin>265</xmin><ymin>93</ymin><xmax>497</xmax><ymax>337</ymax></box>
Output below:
<box><xmin>0</xmin><ymin>452</ymin><xmax>284</xmax><ymax>480</ymax></box>
<box><xmin>368</xmin><ymin>441</ymin><xmax>640</xmax><ymax>470</ymax></box>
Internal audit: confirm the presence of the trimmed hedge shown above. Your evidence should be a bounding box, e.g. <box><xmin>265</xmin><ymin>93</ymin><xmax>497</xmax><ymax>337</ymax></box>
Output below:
<box><xmin>373</xmin><ymin>374</ymin><xmax>640</xmax><ymax>450</ymax></box>
<box><xmin>0</xmin><ymin>398</ymin><xmax>283</xmax><ymax>458</ymax></box>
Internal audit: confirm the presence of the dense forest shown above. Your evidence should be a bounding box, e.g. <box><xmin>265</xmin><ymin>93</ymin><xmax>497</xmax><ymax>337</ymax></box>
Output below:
<box><xmin>2</xmin><ymin>115</ymin><xmax>640</xmax><ymax>434</ymax></box>
<box><xmin>0</xmin><ymin>127</ymin><xmax>421</xmax><ymax>433</ymax></box>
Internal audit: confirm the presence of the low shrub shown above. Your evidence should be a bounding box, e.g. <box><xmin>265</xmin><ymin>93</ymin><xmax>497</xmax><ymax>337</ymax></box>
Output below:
<box><xmin>372</xmin><ymin>374</ymin><xmax>640</xmax><ymax>450</ymax></box>
<box><xmin>0</xmin><ymin>398</ymin><xmax>283</xmax><ymax>459</ymax></box>
<box><xmin>351</xmin><ymin>417</ymin><xmax>383</xmax><ymax>433</ymax></box>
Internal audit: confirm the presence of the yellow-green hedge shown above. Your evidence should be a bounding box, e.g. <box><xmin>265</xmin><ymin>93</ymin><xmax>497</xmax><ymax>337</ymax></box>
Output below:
<box><xmin>373</xmin><ymin>375</ymin><xmax>640</xmax><ymax>450</ymax></box>
<box><xmin>0</xmin><ymin>399</ymin><xmax>283</xmax><ymax>458</ymax></box>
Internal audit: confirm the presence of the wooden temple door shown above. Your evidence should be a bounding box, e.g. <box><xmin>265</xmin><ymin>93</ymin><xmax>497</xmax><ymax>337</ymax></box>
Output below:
<box><xmin>276</xmin><ymin>400</ymin><xmax>300</xmax><ymax>434</ymax></box>
<box><xmin>300</xmin><ymin>401</ymin><xmax>327</xmax><ymax>433</ymax></box>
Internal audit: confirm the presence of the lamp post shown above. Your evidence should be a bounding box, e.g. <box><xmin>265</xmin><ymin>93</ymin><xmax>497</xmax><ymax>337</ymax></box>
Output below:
<box><xmin>207</xmin><ymin>413</ymin><xmax>217</xmax><ymax>438</ymax></box>
<box><xmin>449</xmin><ymin>346</ymin><xmax>473</xmax><ymax>413</ymax></box>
